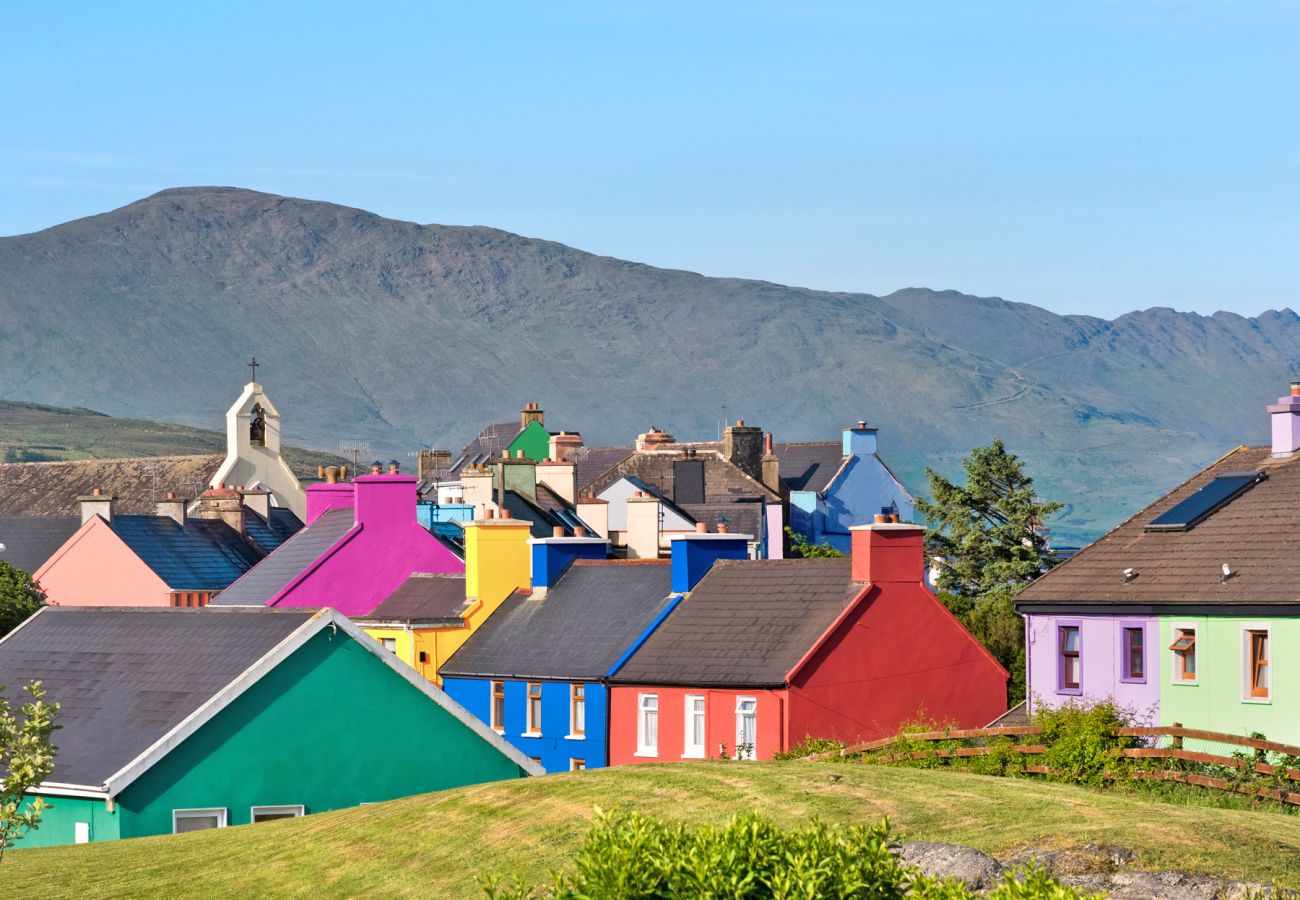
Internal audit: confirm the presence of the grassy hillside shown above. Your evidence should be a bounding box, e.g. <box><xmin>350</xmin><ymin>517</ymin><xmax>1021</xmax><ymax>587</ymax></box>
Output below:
<box><xmin>0</xmin><ymin>400</ymin><xmax>344</xmax><ymax>476</ymax></box>
<box><xmin>3</xmin><ymin>188</ymin><xmax>1297</xmax><ymax>541</ymax></box>
<box><xmin>8</xmin><ymin>763</ymin><xmax>1300</xmax><ymax>897</ymax></box>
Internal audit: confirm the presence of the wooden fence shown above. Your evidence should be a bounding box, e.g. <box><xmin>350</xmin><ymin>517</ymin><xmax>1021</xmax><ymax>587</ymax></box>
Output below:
<box><xmin>799</xmin><ymin>723</ymin><xmax>1300</xmax><ymax>806</ymax></box>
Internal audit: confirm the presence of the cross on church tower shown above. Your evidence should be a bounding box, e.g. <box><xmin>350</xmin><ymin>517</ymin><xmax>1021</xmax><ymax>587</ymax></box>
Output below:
<box><xmin>248</xmin><ymin>357</ymin><xmax>259</xmax><ymax>383</ymax></box>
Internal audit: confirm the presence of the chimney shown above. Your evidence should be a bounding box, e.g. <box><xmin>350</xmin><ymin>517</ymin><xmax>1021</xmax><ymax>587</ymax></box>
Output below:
<box><xmin>194</xmin><ymin>484</ymin><xmax>246</xmax><ymax>533</ymax></box>
<box><xmin>241</xmin><ymin>487</ymin><xmax>271</xmax><ymax>519</ymax></box>
<box><xmin>520</xmin><ymin>401</ymin><xmax>545</xmax><ymax>430</ymax></box>
<box><xmin>576</xmin><ymin>490</ymin><xmax>609</xmax><ymax>538</ymax></box>
<box><xmin>723</xmin><ymin>419</ymin><xmax>764</xmax><ymax>482</ymax></box>
<box><xmin>625</xmin><ymin>491</ymin><xmax>663</xmax><ymax>559</ymax></box>
<box><xmin>463</xmin><ymin>512</ymin><xmax>531</xmax><ymax>606</ymax></box>
<box><xmin>669</xmin><ymin>531</ymin><xmax>751</xmax><ymax>593</ymax></box>
<box><xmin>843</xmin><ymin>420</ymin><xmax>879</xmax><ymax>458</ymax></box>
<box><xmin>761</xmin><ymin>432</ymin><xmax>781</xmax><ymax>493</ymax></box>
<box><xmin>635</xmin><ymin>427</ymin><xmax>677</xmax><ymax>451</ymax></box>
<box><xmin>549</xmin><ymin>431</ymin><xmax>584</xmax><ymax>462</ymax></box>
<box><xmin>537</xmin><ymin>455</ymin><xmax>577</xmax><ymax>504</ymax></box>
<box><xmin>78</xmin><ymin>487</ymin><xmax>114</xmax><ymax>524</ymax></box>
<box><xmin>305</xmin><ymin>467</ymin><xmax>355</xmax><ymax>524</ymax></box>
<box><xmin>1269</xmin><ymin>382</ymin><xmax>1300</xmax><ymax>457</ymax></box>
<box><xmin>496</xmin><ymin>452</ymin><xmax>538</xmax><ymax>501</ymax></box>
<box><xmin>352</xmin><ymin>470</ymin><xmax>418</xmax><ymax>529</ymax></box>
<box><xmin>460</xmin><ymin>465</ymin><xmax>497</xmax><ymax>519</ymax></box>
<box><xmin>155</xmin><ymin>491</ymin><xmax>187</xmax><ymax>526</ymax></box>
<box><xmin>529</xmin><ymin>533</ymin><xmax>609</xmax><ymax>591</ymax></box>
<box><xmin>850</xmin><ymin>521</ymin><xmax>925</xmax><ymax>584</ymax></box>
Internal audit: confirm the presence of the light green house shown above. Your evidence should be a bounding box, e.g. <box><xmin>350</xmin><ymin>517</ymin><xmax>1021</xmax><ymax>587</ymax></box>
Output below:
<box><xmin>2</xmin><ymin>606</ymin><xmax>541</xmax><ymax>848</ymax></box>
<box><xmin>1017</xmin><ymin>383</ymin><xmax>1300</xmax><ymax>745</ymax></box>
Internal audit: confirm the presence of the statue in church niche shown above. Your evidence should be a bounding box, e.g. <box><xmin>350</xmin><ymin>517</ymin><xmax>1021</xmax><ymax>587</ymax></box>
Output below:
<box><xmin>249</xmin><ymin>403</ymin><xmax>266</xmax><ymax>447</ymax></box>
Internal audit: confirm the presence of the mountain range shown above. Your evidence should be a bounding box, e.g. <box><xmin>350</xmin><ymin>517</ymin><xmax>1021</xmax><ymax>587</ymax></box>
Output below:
<box><xmin>1</xmin><ymin>187</ymin><xmax>1296</xmax><ymax>543</ymax></box>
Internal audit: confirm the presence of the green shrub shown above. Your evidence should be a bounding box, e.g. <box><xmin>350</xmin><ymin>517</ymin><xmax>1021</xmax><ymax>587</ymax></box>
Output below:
<box><xmin>1032</xmin><ymin>700</ymin><xmax>1136</xmax><ymax>785</ymax></box>
<box><xmin>483</xmin><ymin>810</ymin><xmax>1098</xmax><ymax>899</ymax></box>
<box><xmin>772</xmin><ymin>736</ymin><xmax>846</xmax><ymax>761</ymax></box>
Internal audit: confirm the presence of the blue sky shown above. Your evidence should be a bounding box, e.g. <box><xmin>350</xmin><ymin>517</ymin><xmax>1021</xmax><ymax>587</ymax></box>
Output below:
<box><xmin>2</xmin><ymin>1</ymin><xmax>1296</xmax><ymax>319</ymax></box>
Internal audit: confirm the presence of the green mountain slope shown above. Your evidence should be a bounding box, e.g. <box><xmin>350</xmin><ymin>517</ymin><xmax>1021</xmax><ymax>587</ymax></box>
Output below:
<box><xmin>5</xmin><ymin>763</ymin><xmax>1299</xmax><ymax>897</ymax></box>
<box><xmin>1</xmin><ymin>187</ymin><xmax>1294</xmax><ymax>541</ymax></box>
<box><xmin>0</xmin><ymin>400</ymin><xmax>343</xmax><ymax>476</ymax></box>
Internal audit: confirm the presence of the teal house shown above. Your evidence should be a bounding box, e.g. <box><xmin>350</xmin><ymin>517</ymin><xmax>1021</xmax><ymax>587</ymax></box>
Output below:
<box><xmin>2</xmin><ymin>606</ymin><xmax>540</xmax><ymax>848</ymax></box>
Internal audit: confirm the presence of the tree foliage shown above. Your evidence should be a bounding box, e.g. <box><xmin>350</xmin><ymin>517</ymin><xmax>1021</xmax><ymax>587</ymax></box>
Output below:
<box><xmin>784</xmin><ymin>527</ymin><xmax>846</xmax><ymax>559</ymax></box>
<box><xmin>915</xmin><ymin>439</ymin><xmax>1062</xmax><ymax>703</ymax></box>
<box><xmin>0</xmin><ymin>561</ymin><xmax>44</xmax><ymax>640</ymax></box>
<box><xmin>0</xmin><ymin>681</ymin><xmax>60</xmax><ymax>862</ymax></box>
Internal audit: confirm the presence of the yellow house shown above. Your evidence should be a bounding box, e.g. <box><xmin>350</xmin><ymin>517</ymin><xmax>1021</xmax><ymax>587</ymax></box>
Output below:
<box><xmin>358</xmin><ymin>514</ymin><xmax>531</xmax><ymax>685</ymax></box>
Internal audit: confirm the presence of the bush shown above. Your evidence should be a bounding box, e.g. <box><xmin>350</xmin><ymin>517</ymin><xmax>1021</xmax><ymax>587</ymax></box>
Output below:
<box><xmin>772</xmin><ymin>736</ymin><xmax>846</xmax><ymax>761</ymax></box>
<box><xmin>483</xmin><ymin>810</ymin><xmax>1098</xmax><ymax>899</ymax></box>
<box><xmin>1032</xmin><ymin>700</ymin><xmax>1137</xmax><ymax>785</ymax></box>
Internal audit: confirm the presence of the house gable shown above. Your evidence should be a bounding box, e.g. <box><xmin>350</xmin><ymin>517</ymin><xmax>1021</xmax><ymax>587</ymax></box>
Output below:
<box><xmin>34</xmin><ymin>516</ymin><xmax>171</xmax><ymax>606</ymax></box>
<box><xmin>507</xmin><ymin>420</ymin><xmax>552</xmax><ymax>463</ymax></box>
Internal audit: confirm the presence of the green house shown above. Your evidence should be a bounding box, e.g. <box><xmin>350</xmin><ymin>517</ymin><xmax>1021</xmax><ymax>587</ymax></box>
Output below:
<box><xmin>2</xmin><ymin>606</ymin><xmax>540</xmax><ymax>848</ymax></box>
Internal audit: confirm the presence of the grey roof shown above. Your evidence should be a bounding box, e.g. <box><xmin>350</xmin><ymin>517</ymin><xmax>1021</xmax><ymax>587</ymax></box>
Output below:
<box><xmin>0</xmin><ymin>516</ymin><xmax>79</xmax><ymax>575</ymax></box>
<box><xmin>775</xmin><ymin>442</ymin><xmax>846</xmax><ymax>493</ymax></box>
<box><xmin>449</xmin><ymin>422</ymin><xmax>521</xmax><ymax>475</ymax></box>
<box><xmin>108</xmin><ymin>516</ymin><xmax>265</xmax><ymax>590</ymax></box>
<box><xmin>356</xmin><ymin>573</ymin><xmax>469</xmax><ymax>625</ymax></box>
<box><xmin>0</xmin><ymin>606</ymin><xmax>314</xmax><ymax>787</ymax></box>
<box><xmin>241</xmin><ymin>507</ymin><xmax>304</xmax><ymax>556</ymax></box>
<box><xmin>441</xmin><ymin>562</ymin><xmax>677</xmax><ymax>680</ymax></box>
<box><xmin>611</xmin><ymin>558</ymin><xmax>862</xmax><ymax>688</ymax></box>
<box><xmin>209</xmin><ymin>507</ymin><xmax>355</xmax><ymax>606</ymax></box>
<box><xmin>572</xmin><ymin>446</ymin><xmax>633</xmax><ymax>490</ymax></box>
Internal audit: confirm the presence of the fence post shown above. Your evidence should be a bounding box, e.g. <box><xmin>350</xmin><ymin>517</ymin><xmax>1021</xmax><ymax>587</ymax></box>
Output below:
<box><xmin>1171</xmin><ymin>723</ymin><xmax>1183</xmax><ymax>751</ymax></box>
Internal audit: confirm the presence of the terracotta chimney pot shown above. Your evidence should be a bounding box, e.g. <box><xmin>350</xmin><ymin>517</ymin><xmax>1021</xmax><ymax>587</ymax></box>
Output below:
<box><xmin>92</xmin><ymin>487</ymin><xmax>102</xmax><ymax>496</ymax></box>
<box><xmin>874</xmin><ymin>513</ymin><xmax>888</xmax><ymax>524</ymax></box>
<box><xmin>500</xmin><ymin>508</ymin><xmax>512</xmax><ymax>519</ymax></box>
<box><xmin>717</xmin><ymin>521</ymin><xmax>729</xmax><ymax>533</ymax></box>
<box><xmin>695</xmin><ymin>522</ymin><xmax>708</xmax><ymax>533</ymax></box>
<box><xmin>553</xmin><ymin>525</ymin><xmax>564</xmax><ymax>537</ymax></box>
<box><xmin>575</xmin><ymin>526</ymin><xmax>586</xmax><ymax>537</ymax></box>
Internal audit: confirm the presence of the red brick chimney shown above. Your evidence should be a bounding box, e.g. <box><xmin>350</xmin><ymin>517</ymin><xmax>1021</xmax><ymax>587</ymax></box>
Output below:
<box><xmin>850</xmin><ymin>522</ymin><xmax>925</xmax><ymax>584</ymax></box>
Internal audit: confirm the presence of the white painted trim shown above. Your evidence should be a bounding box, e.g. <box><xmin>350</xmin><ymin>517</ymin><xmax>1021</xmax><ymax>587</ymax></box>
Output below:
<box><xmin>31</xmin><ymin>781</ymin><xmax>109</xmax><ymax>800</ymax></box>
<box><xmin>104</xmin><ymin>608</ymin><xmax>543</xmax><ymax>797</ymax></box>
<box><xmin>636</xmin><ymin>692</ymin><xmax>659</xmax><ymax>757</ymax></box>
<box><xmin>667</xmin><ymin>533</ymin><xmax>755</xmax><ymax>543</ymax></box>
<box><xmin>1239</xmin><ymin>622</ymin><xmax>1272</xmax><ymax>704</ymax></box>
<box><xmin>683</xmin><ymin>693</ymin><xmax>706</xmax><ymax>759</ymax></box>
<box><xmin>735</xmin><ymin>695</ymin><xmax>758</xmax><ymax>761</ymax></box>
<box><xmin>528</xmin><ymin>537</ymin><xmax>608</xmax><ymax>546</ymax></box>
<box><xmin>569</xmin><ymin>682</ymin><xmax>586</xmax><ymax>739</ymax></box>
<box><xmin>1169</xmin><ymin>621</ymin><xmax>1200</xmax><ymax>686</ymax></box>
<box><xmin>251</xmin><ymin>804</ymin><xmax>305</xmax><ymax>821</ymax></box>
<box><xmin>173</xmin><ymin>807</ymin><xmax>228</xmax><ymax>833</ymax></box>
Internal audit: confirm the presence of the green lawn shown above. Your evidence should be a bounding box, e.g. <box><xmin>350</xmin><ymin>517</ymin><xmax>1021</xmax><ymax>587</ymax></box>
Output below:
<box><xmin>9</xmin><ymin>762</ymin><xmax>1300</xmax><ymax>897</ymax></box>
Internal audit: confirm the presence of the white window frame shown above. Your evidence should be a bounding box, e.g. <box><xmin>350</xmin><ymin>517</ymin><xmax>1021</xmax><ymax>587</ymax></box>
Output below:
<box><xmin>735</xmin><ymin>696</ymin><xmax>758</xmax><ymax>760</ymax></box>
<box><xmin>1240</xmin><ymin>623</ymin><xmax>1272</xmax><ymax>704</ymax></box>
<box><xmin>74</xmin><ymin>821</ymin><xmax>90</xmax><ymax>844</ymax></box>
<box><xmin>490</xmin><ymin>680</ymin><xmax>505</xmax><ymax>733</ymax></box>
<box><xmin>379</xmin><ymin>637</ymin><xmax>397</xmax><ymax>653</ymax></box>
<box><xmin>569</xmin><ymin>758</ymin><xmax>586</xmax><ymax>771</ymax></box>
<box><xmin>1170</xmin><ymin>622</ymin><xmax>1199</xmax><ymax>686</ymax></box>
<box><xmin>636</xmin><ymin>693</ymin><xmax>659</xmax><ymax>757</ymax></box>
<box><xmin>568</xmin><ymin>683</ymin><xmax>586</xmax><ymax>739</ymax></box>
<box><xmin>683</xmin><ymin>694</ymin><xmax>706</xmax><ymax>759</ymax></box>
<box><xmin>524</xmin><ymin>682</ymin><xmax>543</xmax><ymax>736</ymax></box>
<box><xmin>251</xmin><ymin>804</ymin><xmax>306</xmax><ymax>822</ymax></box>
<box><xmin>172</xmin><ymin>807</ymin><xmax>228</xmax><ymax>834</ymax></box>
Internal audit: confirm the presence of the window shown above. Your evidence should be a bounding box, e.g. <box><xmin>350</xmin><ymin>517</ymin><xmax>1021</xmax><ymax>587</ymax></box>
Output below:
<box><xmin>1058</xmin><ymin>625</ymin><xmax>1081</xmax><ymax>692</ymax></box>
<box><xmin>173</xmin><ymin>808</ymin><xmax>228</xmax><ymax>834</ymax></box>
<box><xmin>570</xmin><ymin>683</ymin><xmax>586</xmax><ymax>737</ymax></box>
<box><xmin>674</xmin><ymin>460</ymin><xmax>705</xmax><ymax>505</ymax></box>
<box><xmin>570</xmin><ymin>758</ymin><xmax>586</xmax><ymax>771</ymax></box>
<box><xmin>684</xmin><ymin>694</ymin><xmax>706</xmax><ymax>758</ymax></box>
<box><xmin>251</xmin><ymin>805</ymin><xmax>305</xmax><ymax>822</ymax></box>
<box><xmin>379</xmin><ymin>637</ymin><xmax>397</xmax><ymax>653</ymax></box>
<box><xmin>74</xmin><ymin>822</ymin><xmax>89</xmax><ymax>844</ymax></box>
<box><xmin>1170</xmin><ymin>627</ymin><xmax>1197</xmax><ymax>682</ymax></box>
<box><xmin>1248</xmin><ymin>629</ymin><xmax>1270</xmax><ymax>700</ymax></box>
<box><xmin>735</xmin><ymin>697</ymin><xmax>757</xmax><ymax>760</ymax></box>
<box><xmin>491</xmin><ymin>680</ymin><xmax>505</xmax><ymax>732</ymax></box>
<box><xmin>526</xmin><ymin>682</ymin><xmax>543</xmax><ymax>734</ymax></box>
<box><xmin>1121</xmin><ymin>626</ymin><xmax>1145</xmax><ymax>682</ymax></box>
<box><xmin>637</xmin><ymin>693</ymin><xmax>659</xmax><ymax>756</ymax></box>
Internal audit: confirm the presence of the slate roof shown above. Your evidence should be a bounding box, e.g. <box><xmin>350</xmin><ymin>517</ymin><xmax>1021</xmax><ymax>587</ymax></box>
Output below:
<box><xmin>572</xmin><ymin>446</ymin><xmax>634</xmax><ymax>491</ymax></box>
<box><xmin>441</xmin><ymin>562</ymin><xmax>677</xmax><ymax>680</ymax></box>
<box><xmin>449</xmin><ymin>422</ymin><xmax>521</xmax><ymax>476</ymax></box>
<box><xmin>0</xmin><ymin>606</ymin><xmax>313</xmax><ymax>788</ymax></box>
<box><xmin>0</xmin><ymin>516</ymin><xmax>79</xmax><ymax>575</ymax></box>
<box><xmin>1017</xmin><ymin>445</ymin><xmax>1300</xmax><ymax>608</ymax></box>
<box><xmin>611</xmin><ymin>558</ymin><xmax>863</xmax><ymax>687</ymax></box>
<box><xmin>241</xmin><ymin>507</ymin><xmax>304</xmax><ymax>556</ymax></box>
<box><xmin>774</xmin><ymin>442</ymin><xmax>846</xmax><ymax>493</ymax></box>
<box><xmin>209</xmin><ymin>507</ymin><xmax>356</xmax><ymax>606</ymax></box>
<box><xmin>0</xmin><ymin>455</ymin><xmax>224</xmax><ymax>517</ymax></box>
<box><xmin>355</xmin><ymin>573</ymin><xmax>470</xmax><ymax>626</ymax></box>
<box><xmin>107</xmin><ymin>515</ymin><xmax>266</xmax><ymax>590</ymax></box>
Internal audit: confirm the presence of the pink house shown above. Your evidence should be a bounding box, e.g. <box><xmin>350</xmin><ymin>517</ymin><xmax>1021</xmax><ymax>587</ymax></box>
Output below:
<box><xmin>211</xmin><ymin>467</ymin><xmax>463</xmax><ymax>615</ymax></box>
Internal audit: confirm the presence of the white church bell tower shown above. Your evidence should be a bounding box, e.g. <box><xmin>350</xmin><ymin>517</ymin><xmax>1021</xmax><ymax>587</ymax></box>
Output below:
<box><xmin>209</xmin><ymin>362</ymin><xmax>307</xmax><ymax>519</ymax></box>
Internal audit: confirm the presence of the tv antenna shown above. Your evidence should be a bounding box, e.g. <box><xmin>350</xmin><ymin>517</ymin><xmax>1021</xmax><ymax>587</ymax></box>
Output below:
<box><xmin>339</xmin><ymin>440</ymin><xmax>371</xmax><ymax>470</ymax></box>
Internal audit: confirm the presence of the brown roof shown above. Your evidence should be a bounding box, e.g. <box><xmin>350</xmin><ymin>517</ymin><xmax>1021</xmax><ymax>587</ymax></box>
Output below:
<box><xmin>355</xmin><ymin>572</ymin><xmax>469</xmax><ymax>625</ymax></box>
<box><xmin>1016</xmin><ymin>445</ymin><xmax>1300</xmax><ymax>608</ymax></box>
<box><xmin>0</xmin><ymin>455</ymin><xmax>223</xmax><ymax>517</ymax></box>
<box><xmin>611</xmin><ymin>558</ymin><xmax>863</xmax><ymax>687</ymax></box>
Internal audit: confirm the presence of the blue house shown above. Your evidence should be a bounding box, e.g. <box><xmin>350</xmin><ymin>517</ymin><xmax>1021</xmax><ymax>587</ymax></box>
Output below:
<box><xmin>782</xmin><ymin>421</ymin><xmax>914</xmax><ymax>554</ymax></box>
<box><xmin>440</xmin><ymin>531</ymin><xmax>748</xmax><ymax>772</ymax></box>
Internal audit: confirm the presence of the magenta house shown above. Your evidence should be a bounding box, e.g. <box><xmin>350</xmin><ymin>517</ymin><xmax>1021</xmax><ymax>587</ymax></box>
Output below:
<box><xmin>211</xmin><ymin>467</ymin><xmax>463</xmax><ymax>615</ymax></box>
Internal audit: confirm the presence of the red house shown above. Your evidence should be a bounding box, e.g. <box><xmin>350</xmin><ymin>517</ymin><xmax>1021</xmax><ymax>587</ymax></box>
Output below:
<box><xmin>607</xmin><ymin>522</ymin><xmax>1008</xmax><ymax>763</ymax></box>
